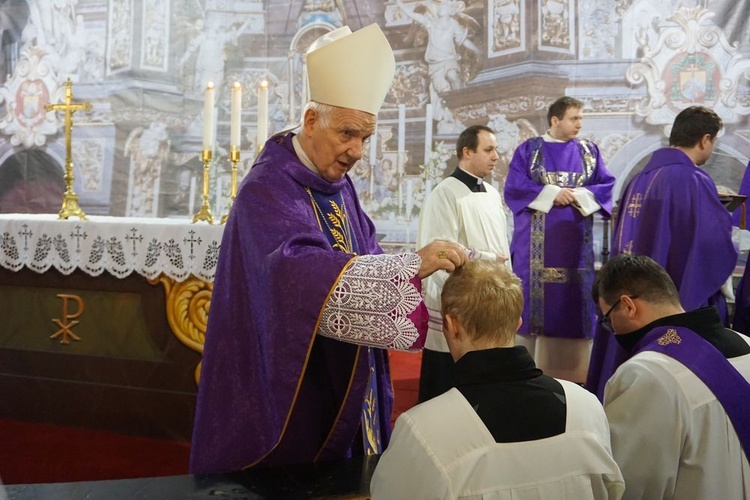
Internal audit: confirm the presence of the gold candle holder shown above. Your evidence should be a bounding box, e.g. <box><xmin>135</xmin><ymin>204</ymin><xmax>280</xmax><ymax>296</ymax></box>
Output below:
<box><xmin>193</xmin><ymin>149</ymin><xmax>214</xmax><ymax>224</ymax></box>
<box><xmin>221</xmin><ymin>148</ymin><xmax>240</xmax><ymax>224</ymax></box>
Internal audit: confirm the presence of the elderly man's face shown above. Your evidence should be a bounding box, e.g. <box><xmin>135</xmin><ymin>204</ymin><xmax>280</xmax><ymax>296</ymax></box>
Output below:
<box><xmin>304</xmin><ymin>106</ymin><xmax>376</xmax><ymax>182</ymax></box>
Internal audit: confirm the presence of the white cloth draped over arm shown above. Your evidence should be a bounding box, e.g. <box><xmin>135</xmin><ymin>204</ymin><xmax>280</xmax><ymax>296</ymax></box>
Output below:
<box><xmin>527</xmin><ymin>185</ymin><xmax>602</xmax><ymax>216</ymax></box>
<box><xmin>317</xmin><ymin>253</ymin><xmax>425</xmax><ymax>351</ymax></box>
<box><xmin>527</xmin><ymin>184</ymin><xmax>561</xmax><ymax>213</ymax></box>
<box><xmin>572</xmin><ymin>187</ymin><xmax>602</xmax><ymax>216</ymax></box>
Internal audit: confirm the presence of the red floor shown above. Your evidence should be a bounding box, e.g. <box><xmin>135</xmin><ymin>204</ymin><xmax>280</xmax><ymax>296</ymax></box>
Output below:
<box><xmin>389</xmin><ymin>349</ymin><xmax>421</xmax><ymax>424</ymax></box>
<box><xmin>0</xmin><ymin>350</ymin><xmax>422</xmax><ymax>485</ymax></box>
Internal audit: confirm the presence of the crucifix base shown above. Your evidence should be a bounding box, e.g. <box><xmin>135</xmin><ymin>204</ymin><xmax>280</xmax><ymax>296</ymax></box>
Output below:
<box><xmin>58</xmin><ymin>192</ymin><xmax>88</xmax><ymax>220</ymax></box>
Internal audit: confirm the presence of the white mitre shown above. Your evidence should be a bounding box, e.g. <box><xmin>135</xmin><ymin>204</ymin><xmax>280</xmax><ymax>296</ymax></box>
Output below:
<box><xmin>306</xmin><ymin>24</ymin><xmax>396</xmax><ymax>116</ymax></box>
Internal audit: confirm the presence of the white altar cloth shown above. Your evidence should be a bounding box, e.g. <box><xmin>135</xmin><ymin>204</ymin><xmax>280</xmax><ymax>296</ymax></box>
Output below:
<box><xmin>0</xmin><ymin>214</ymin><xmax>224</xmax><ymax>282</ymax></box>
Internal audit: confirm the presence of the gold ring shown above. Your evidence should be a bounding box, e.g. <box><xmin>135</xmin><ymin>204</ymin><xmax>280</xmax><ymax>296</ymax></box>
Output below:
<box><xmin>436</xmin><ymin>250</ymin><xmax>449</xmax><ymax>259</ymax></box>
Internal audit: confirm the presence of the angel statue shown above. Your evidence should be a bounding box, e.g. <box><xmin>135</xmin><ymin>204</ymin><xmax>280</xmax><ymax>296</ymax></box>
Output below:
<box><xmin>395</xmin><ymin>0</ymin><xmax>482</xmax><ymax>98</ymax></box>
<box><xmin>179</xmin><ymin>11</ymin><xmax>251</xmax><ymax>96</ymax></box>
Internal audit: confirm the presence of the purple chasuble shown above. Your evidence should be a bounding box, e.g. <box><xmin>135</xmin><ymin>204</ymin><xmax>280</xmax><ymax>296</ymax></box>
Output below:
<box><xmin>587</xmin><ymin>147</ymin><xmax>737</xmax><ymax>400</ymax></box>
<box><xmin>732</xmin><ymin>162</ymin><xmax>750</xmax><ymax>334</ymax></box>
<box><xmin>633</xmin><ymin>325</ymin><xmax>750</xmax><ymax>460</ymax></box>
<box><xmin>612</xmin><ymin>148</ymin><xmax>735</xmax><ymax>309</ymax></box>
<box><xmin>505</xmin><ymin>137</ymin><xmax>614</xmax><ymax>339</ymax></box>
<box><xmin>731</xmin><ymin>161</ymin><xmax>750</xmax><ymax>228</ymax></box>
<box><xmin>189</xmin><ymin>133</ymin><xmax>425</xmax><ymax>474</ymax></box>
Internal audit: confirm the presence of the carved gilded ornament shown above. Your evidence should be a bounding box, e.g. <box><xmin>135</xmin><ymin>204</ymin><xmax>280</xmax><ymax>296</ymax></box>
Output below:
<box><xmin>157</xmin><ymin>275</ymin><xmax>211</xmax><ymax>384</ymax></box>
<box><xmin>540</xmin><ymin>0</ymin><xmax>573</xmax><ymax>52</ymax></box>
<box><xmin>385</xmin><ymin>63</ymin><xmax>429</xmax><ymax>108</ymax></box>
<box><xmin>0</xmin><ymin>46</ymin><xmax>61</xmax><ymax>147</ymax></box>
<box><xmin>490</xmin><ymin>0</ymin><xmax>523</xmax><ymax>55</ymax></box>
<box><xmin>627</xmin><ymin>6</ymin><xmax>750</xmax><ymax>133</ymax></box>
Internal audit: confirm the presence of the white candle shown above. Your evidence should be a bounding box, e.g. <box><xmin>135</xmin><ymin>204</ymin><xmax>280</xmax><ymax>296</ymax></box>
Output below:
<box><xmin>230</xmin><ymin>82</ymin><xmax>242</xmax><ymax>150</ymax></box>
<box><xmin>368</xmin><ymin>125</ymin><xmax>377</xmax><ymax>204</ymax></box>
<box><xmin>257</xmin><ymin>80</ymin><xmax>269</xmax><ymax>150</ymax></box>
<box><xmin>203</xmin><ymin>82</ymin><xmax>215</xmax><ymax>151</ymax></box>
<box><xmin>424</xmin><ymin>102</ymin><xmax>433</xmax><ymax>164</ymax></box>
<box><xmin>369</xmin><ymin>124</ymin><xmax>378</xmax><ymax>163</ymax></box>
<box><xmin>406</xmin><ymin>179</ymin><xmax>413</xmax><ymax>216</ymax></box>
<box><xmin>188</xmin><ymin>176</ymin><xmax>196</xmax><ymax>214</ymax></box>
<box><xmin>398</xmin><ymin>104</ymin><xmax>406</xmax><ymax>174</ymax></box>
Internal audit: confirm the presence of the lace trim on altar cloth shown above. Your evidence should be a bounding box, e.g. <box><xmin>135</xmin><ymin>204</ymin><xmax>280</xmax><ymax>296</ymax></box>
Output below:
<box><xmin>0</xmin><ymin>215</ymin><xmax>223</xmax><ymax>282</ymax></box>
<box><xmin>319</xmin><ymin>253</ymin><xmax>423</xmax><ymax>351</ymax></box>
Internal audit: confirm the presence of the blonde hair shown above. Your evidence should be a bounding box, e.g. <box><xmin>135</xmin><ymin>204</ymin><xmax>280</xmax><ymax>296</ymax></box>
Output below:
<box><xmin>441</xmin><ymin>260</ymin><xmax>523</xmax><ymax>343</ymax></box>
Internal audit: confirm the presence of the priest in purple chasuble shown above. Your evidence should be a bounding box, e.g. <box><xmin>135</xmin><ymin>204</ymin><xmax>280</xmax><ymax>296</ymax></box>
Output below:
<box><xmin>504</xmin><ymin>96</ymin><xmax>614</xmax><ymax>383</ymax></box>
<box><xmin>587</xmin><ymin>105</ymin><xmax>737</xmax><ymax>400</ymax></box>
<box><xmin>189</xmin><ymin>24</ymin><xmax>467</xmax><ymax>475</ymax></box>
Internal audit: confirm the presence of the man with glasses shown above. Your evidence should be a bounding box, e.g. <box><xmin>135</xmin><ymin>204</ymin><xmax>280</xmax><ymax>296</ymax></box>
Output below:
<box><xmin>596</xmin><ymin>254</ymin><xmax>750</xmax><ymax>499</ymax></box>
<box><xmin>588</xmin><ymin>105</ymin><xmax>737</xmax><ymax>399</ymax></box>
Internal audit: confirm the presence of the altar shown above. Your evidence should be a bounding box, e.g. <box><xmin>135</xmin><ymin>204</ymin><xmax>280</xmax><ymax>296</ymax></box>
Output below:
<box><xmin>0</xmin><ymin>214</ymin><xmax>222</xmax><ymax>440</ymax></box>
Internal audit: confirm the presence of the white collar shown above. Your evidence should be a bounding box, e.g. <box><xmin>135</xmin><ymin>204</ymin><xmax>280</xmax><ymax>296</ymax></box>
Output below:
<box><xmin>458</xmin><ymin>166</ymin><xmax>484</xmax><ymax>184</ymax></box>
<box><xmin>543</xmin><ymin>132</ymin><xmax>569</xmax><ymax>143</ymax></box>
<box><xmin>292</xmin><ymin>135</ymin><xmax>321</xmax><ymax>176</ymax></box>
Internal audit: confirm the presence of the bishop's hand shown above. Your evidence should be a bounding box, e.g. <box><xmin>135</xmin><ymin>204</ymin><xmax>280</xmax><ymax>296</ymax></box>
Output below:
<box><xmin>416</xmin><ymin>241</ymin><xmax>467</xmax><ymax>278</ymax></box>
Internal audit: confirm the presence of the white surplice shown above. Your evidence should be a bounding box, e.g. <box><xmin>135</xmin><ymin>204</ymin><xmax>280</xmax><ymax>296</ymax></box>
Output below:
<box><xmin>604</xmin><ymin>336</ymin><xmax>750</xmax><ymax>500</ymax></box>
<box><xmin>417</xmin><ymin>178</ymin><xmax>511</xmax><ymax>351</ymax></box>
<box><xmin>370</xmin><ymin>382</ymin><xmax>624</xmax><ymax>499</ymax></box>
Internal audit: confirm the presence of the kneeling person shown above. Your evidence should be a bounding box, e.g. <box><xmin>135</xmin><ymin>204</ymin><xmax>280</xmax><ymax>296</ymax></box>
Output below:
<box><xmin>598</xmin><ymin>254</ymin><xmax>750</xmax><ymax>499</ymax></box>
<box><xmin>371</xmin><ymin>260</ymin><xmax>623</xmax><ymax>499</ymax></box>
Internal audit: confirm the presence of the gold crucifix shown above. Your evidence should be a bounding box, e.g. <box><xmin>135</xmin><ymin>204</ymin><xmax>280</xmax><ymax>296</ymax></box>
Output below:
<box><xmin>45</xmin><ymin>78</ymin><xmax>92</xmax><ymax>220</ymax></box>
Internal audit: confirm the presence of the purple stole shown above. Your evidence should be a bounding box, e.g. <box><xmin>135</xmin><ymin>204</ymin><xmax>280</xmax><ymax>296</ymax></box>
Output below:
<box><xmin>634</xmin><ymin>326</ymin><xmax>750</xmax><ymax>459</ymax></box>
<box><xmin>308</xmin><ymin>188</ymin><xmax>383</xmax><ymax>455</ymax></box>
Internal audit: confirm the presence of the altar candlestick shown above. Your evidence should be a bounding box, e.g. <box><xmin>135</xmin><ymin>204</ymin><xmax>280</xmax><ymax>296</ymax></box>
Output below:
<box><xmin>397</xmin><ymin>104</ymin><xmax>406</xmax><ymax>174</ymax></box>
<box><xmin>257</xmin><ymin>80</ymin><xmax>269</xmax><ymax>151</ymax></box>
<box><xmin>203</xmin><ymin>82</ymin><xmax>215</xmax><ymax>151</ymax></box>
<box><xmin>230</xmin><ymin>82</ymin><xmax>242</xmax><ymax>150</ymax></box>
<box><xmin>424</xmin><ymin>102</ymin><xmax>433</xmax><ymax>165</ymax></box>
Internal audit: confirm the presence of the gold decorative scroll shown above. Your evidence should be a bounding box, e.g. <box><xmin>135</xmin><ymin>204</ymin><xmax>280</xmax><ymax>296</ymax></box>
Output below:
<box><xmin>154</xmin><ymin>275</ymin><xmax>212</xmax><ymax>384</ymax></box>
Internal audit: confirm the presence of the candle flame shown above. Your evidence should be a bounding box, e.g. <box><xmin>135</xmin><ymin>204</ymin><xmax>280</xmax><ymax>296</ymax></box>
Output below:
<box><xmin>260</xmin><ymin>80</ymin><xmax>268</xmax><ymax>88</ymax></box>
<box><xmin>233</xmin><ymin>81</ymin><xmax>241</xmax><ymax>89</ymax></box>
<box><xmin>207</xmin><ymin>81</ymin><xmax>214</xmax><ymax>89</ymax></box>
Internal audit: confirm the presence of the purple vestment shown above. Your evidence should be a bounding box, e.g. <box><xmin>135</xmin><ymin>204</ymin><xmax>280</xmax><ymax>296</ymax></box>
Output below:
<box><xmin>505</xmin><ymin>137</ymin><xmax>614</xmax><ymax>339</ymax></box>
<box><xmin>633</xmin><ymin>325</ymin><xmax>750</xmax><ymax>460</ymax></box>
<box><xmin>731</xmin><ymin>161</ymin><xmax>750</xmax><ymax>228</ymax></box>
<box><xmin>587</xmin><ymin>147</ymin><xmax>737</xmax><ymax>399</ymax></box>
<box><xmin>190</xmin><ymin>133</ymin><xmax>427</xmax><ymax>474</ymax></box>
<box><xmin>732</xmin><ymin>163</ymin><xmax>750</xmax><ymax>334</ymax></box>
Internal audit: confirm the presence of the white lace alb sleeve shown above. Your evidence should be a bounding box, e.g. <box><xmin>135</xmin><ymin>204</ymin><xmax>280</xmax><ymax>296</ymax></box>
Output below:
<box><xmin>318</xmin><ymin>253</ymin><xmax>424</xmax><ymax>351</ymax></box>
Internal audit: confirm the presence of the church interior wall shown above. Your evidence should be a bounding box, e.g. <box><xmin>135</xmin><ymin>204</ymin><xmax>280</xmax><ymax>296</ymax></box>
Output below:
<box><xmin>0</xmin><ymin>0</ymin><xmax>747</xmax><ymax>255</ymax></box>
